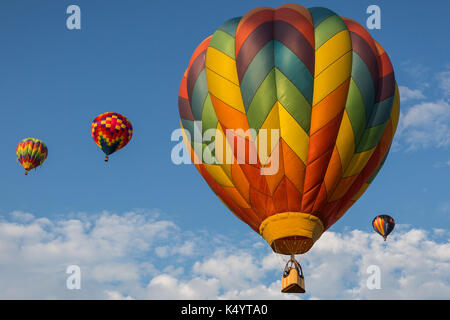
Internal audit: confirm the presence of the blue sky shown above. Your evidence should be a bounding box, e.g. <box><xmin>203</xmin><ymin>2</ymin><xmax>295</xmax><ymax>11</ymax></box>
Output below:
<box><xmin>0</xmin><ymin>0</ymin><xmax>449</xmax><ymax>299</ymax></box>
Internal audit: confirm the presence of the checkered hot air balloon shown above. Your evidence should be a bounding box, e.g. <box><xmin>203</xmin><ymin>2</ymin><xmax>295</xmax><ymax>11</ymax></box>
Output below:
<box><xmin>178</xmin><ymin>3</ymin><xmax>400</xmax><ymax>292</ymax></box>
<box><xmin>372</xmin><ymin>214</ymin><xmax>395</xmax><ymax>241</ymax></box>
<box><xmin>16</xmin><ymin>138</ymin><xmax>48</xmax><ymax>175</ymax></box>
<box><xmin>91</xmin><ymin>112</ymin><xmax>133</xmax><ymax>162</ymax></box>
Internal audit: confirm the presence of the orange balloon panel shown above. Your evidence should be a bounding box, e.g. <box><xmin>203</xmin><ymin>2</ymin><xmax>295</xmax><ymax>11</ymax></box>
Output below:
<box><xmin>178</xmin><ymin>4</ymin><xmax>400</xmax><ymax>254</ymax></box>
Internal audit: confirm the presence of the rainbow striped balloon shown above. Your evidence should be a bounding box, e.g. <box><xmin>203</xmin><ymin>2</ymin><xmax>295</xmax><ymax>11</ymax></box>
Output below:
<box><xmin>179</xmin><ymin>4</ymin><xmax>400</xmax><ymax>255</ymax></box>
<box><xmin>16</xmin><ymin>138</ymin><xmax>48</xmax><ymax>175</ymax></box>
<box><xmin>91</xmin><ymin>112</ymin><xmax>133</xmax><ymax>162</ymax></box>
<box><xmin>372</xmin><ymin>214</ymin><xmax>395</xmax><ymax>241</ymax></box>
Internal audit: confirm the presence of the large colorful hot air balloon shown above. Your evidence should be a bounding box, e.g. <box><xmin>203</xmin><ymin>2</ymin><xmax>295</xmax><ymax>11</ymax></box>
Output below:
<box><xmin>91</xmin><ymin>112</ymin><xmax>133</xmax><ymax>162</ymax></box>
<box><xmin>372</xmin><ymin>214</ymin><xmax>395</xmax><ymax>241</ymax></box>
<box><xmin>178</xmin><ymin>3</ymin><xmax>400</xmax><ymax>292</ymax></box>
<box><xmin>16</xmin><ymin>138</ymin><xmax>48</xmax><ymax>175</ymax></box>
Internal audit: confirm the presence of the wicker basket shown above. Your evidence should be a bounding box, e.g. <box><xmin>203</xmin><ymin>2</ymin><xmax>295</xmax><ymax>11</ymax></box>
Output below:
<box><xmin>281</xmin><ymin>259</ymin><xmax>305</xmax><ymax>293</ymax></box>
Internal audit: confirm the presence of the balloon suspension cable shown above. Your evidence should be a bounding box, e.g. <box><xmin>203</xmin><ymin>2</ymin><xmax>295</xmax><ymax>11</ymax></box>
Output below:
<box><xmin>104</xmin><ymin>156</ymin><xmax>109</xmax><ymax>162</ymax></box>
<box><xmin>272</xmin><ymin>241</ymin><xmax>288</xmax><ymax>273</ymax></box>
<box><xmin>290</xmin><ymin>254</ymin><xmax>303</xmax><ymax>271</ymax></box>
<box><xmin>282</xmin><ymin>254</ymin><xmax>303</xmax><ymax>277</ymax></box>
<box><xmin>290</xmin><ymin>254</ymin><xmax>301</xmax><ymax>270</ymax></box>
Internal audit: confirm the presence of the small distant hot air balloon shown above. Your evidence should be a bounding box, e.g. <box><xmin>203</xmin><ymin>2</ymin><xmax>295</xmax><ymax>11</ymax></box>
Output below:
<box><xmin>178</xmin><ymin>4</ymin><xmax>400</xmax><ymax>293</ymax></box>
<box><xmin>91</xmin><ymin>112</ymin><xmax>133</xmax><ymax>162</ymax></box>
<box><xmin>16</xmin><ymin>138</ymin><xmax>48</xmax><ymax>175</ymax></box>
<box><xmin>372</xmin><ymin>214</ymin><xmax>395</xmax><ymax>241</ymax></box>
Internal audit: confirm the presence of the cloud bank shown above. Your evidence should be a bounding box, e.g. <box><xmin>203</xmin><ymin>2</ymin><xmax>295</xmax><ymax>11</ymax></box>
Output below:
<box><xmin>0</xmin><ymin>211</ymin><xmax>448</xmax><ymax>299</ymax></box>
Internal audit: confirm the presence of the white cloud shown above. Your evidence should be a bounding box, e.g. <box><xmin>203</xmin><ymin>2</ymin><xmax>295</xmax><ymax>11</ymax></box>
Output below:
<box><xmin>433</xmin><ymin>160</ymin><xmax>450</xmax><ymax>168</ymax></box>
<box><xmin>91</xmin><ymin>263</ymin><xmax>140</xmax><ymax>283</ymax></box>
<box><xmin>192</xmin><ymin>250</ymin><xmax>258</xmax><ymax>290</ymax></box>
<box><xmin>155</xmin><ymin>240</ymin><xmax>196</xmax><ymax>258</ymax></box>
<box><xmin>400</xmin><ymin>60</ymin><xmax>430</xmax><ymax>82</ymax></box>
<box><xmin>438</xmin><ymin>69</ymin><xmax>450</xmax><ymax>97</ymax></box>
<box><xmin>306</xmin><ymin>229</ymin><xmax>450</xmax><ymax>299</ymax></box>
<box><xmin>394</xmin><ymin>64</ymin><xmax>450</xmax><ymax>151</ymax></box>
<box><xmin>0</xmin><ymin>211</ymin><xmax>448</xmax><ymax>299</ymax></box>
<box><xmin>145</xmin><ymin>274</ymin><xmax>221</xmax><ymax>299</ymax></box>
<box><xmin>399</xmin><ymin>86</ymin><xmax>425</xmax><ymax>102</ymax></box>
<box><xmin>219</xmin><ymin>281</ymin><xmax>297</xmax><ymax>300</ymax></box>
<box><xmin>9</xmin><ymin>211</ymin><xmax>35</xmax><ymax>223</ymax></box>
<box><xmin>104</xmin><ymin>290</ymin><xmax>134</xmax><ymax>300</ymax></box>
<box><xmin>396</xmin><ymin>100</ymin><xmax>450</xmax><ymax>150</ymax></box>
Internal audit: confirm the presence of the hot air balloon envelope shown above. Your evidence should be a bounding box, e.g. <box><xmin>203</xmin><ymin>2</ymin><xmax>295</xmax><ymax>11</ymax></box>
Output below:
<box><xmin>372</xmin><ymin>214</ymin><xmax>395</xmax><ymax>240</ymax></box>
<box><xmin>16</xmin><ymin>138</ymin><xmax>48</xmax><ymax>175</ymax></box>
<box><xmin>178</xmin><ymin>4</ymin><xmax>400</xmax><ymax>256</ymax></box>
<box><xmin>91</xmin><ymin>112</ymin><xmax>133</xmax><ymax>161</ymax></box>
